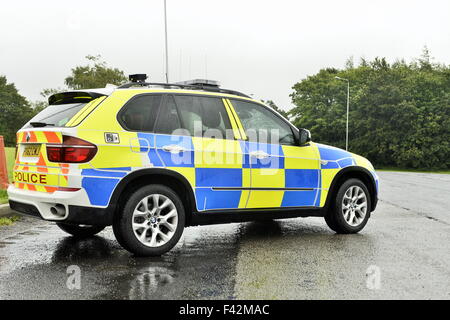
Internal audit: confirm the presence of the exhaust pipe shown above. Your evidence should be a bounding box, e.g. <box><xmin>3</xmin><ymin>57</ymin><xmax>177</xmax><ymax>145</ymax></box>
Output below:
<box><xmin>50</xmin><ymin>204</ymin><xmax>66</xmax><ymax>217</ymax></box>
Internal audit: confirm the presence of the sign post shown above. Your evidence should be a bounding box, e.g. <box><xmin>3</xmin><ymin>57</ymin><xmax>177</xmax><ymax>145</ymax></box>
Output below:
<box><xmin>0</xmin><ymin>136</ymin><xmax>10</xmax><ymax>189</ymax></box>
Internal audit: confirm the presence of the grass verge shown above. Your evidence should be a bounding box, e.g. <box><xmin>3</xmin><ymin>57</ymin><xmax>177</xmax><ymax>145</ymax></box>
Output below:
<box><xmin>0</xmin><ymin>190</ymin><xmax>8</xmax><ymax>204</ymax></box>
<box><xmin>0</xmin><ymin>215</ymin><xmax>20</xmax><ymax>226</ymax></box>
<box><xmin>377</xmin><ymin>167</ymin><xmax>450</xmax><ymax>174</ymax></box>
<box><xmin>0</xmin><ymin>147</ymin><xmax>15</xmax><ymax>203</ymax></box>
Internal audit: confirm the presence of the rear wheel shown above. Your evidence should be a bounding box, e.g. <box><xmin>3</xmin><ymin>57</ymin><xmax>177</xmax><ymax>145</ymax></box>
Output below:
<box><xmin>324</xmin><ymin>178</ymin><xmax>371</xmax><ymax>234</ymax></box>
<box><xmin>113</xmin><ymin>184</ymin><xmax>185</xmax><ymax>256</ymax></box>
<box><xmin>56</xmin><ymin>223</ymin><xmax>105</xmax><ymax>238</ymax></box>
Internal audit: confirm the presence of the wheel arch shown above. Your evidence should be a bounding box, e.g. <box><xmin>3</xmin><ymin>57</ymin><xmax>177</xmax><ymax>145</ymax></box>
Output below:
<box><xmin>108</xmin><ymin>168</ymin><xmax>197</xmax><ymax>226</ymax></box>
<box><xmin>324</xmin><ymin>166</ymin><xmax>378</xmax><ymax>212</ymax></box>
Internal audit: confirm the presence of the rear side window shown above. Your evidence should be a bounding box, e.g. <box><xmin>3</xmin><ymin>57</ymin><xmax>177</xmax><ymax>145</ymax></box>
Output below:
<box><xmin>173</xmin><ymin>95</ymin><xmax>232</xmax><ymax>137</ymax></box>
<box><xmin>119</xmin><ymin>95</ymin><xmax>162</xmax><ymax>131</ymax></box>
<box><xmin>24</xmin><ymin>103</ymin><xmax>87</xmax><ymax>128</ymax></box>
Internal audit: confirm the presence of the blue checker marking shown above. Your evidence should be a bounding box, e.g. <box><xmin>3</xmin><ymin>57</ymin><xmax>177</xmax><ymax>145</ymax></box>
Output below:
<box><xmin>281</xmin><ymin>190</ymin><xmax>317</xmax><ymax>207</ymax></box>
<box><xmin>370</xmin><ymin>171</ymin><xmax>379</xmax><ymax>192</ymax></box>
<box><xmin>250</xmin><ymin>155</ymin><xmax>284</xmax><ymax>169</ymax></box>
<box><xmin>82</xmin><ymin>177</ymin><xmax>119</xmax><ymax>206</ymax></box>
<box><xmin>314</xmin><ymin>189</ymin><xmax>321</xmax><ymax>206</ymax></box>
<box><xmin>246</xmin><ymin>142</ymin><xmax>284</xmax><ymax>156</ymax></box>
<box><xmin>155</xmin><ymin>134</ymin><xmax>194</xmax><ymax>167</ymax></box>
<box><xmin>317</xmin><ymin>144</ymin><xmax>351</xmax><ymax>161</ymax></box>
<box><xmin>337</xmin><ymin>158</ymin><xmax>354</xmax><ymax>168</ymax></box>
<box><xmin>81</xmin><ymin>169</ymin><xmax>127</xmax><ymax>178</ymax></box>
<box><xmin>195</xmin><ymin>168</ymin><xmax>242</xmax><ymax>187</ymax></box>
<box><xmin>321</xmin><ymin>161</ymin><xmax>340</xmax><ymax>169</ymax></box>
<box><xmin>285</xmin><ymin>169</ymin><xmax>319</xmax><ymax>188</ymax></box>
<box><xmin>137</xmin><ymin>133</ymin><xmax>164</xmax><ymax>166</ymax></box>
<box><xmin>242</xmin><ymin>141</ymin><xmax>284</xmax><ymax>169</ymax></box>
<box><xmin>314</xmin><ymin>172</ymin><xmax>321</xmax><ymax>206</ymax></box>
<box><xmin>148</xmin><ymin>149</ymin><xmax>164</xmax><ymax>167</ymax></box>
<box><xmin>137</xmin><ymin>132</ymin><xmax>155</xmax><ymax>151</ymax></box>
<box><xmin>155</xmin><ymin>134</ymin><xmax>193</xmax><ymax>149</ymax></box>
<box><xmin>240</xmin><ymin>140</ymin><xmax>251</xmax><ymax>168</ymax></box>
<box><xmin>195</xmin><ymin>188</ymin><xmax>242</xmax><ymax>210</ymax></box>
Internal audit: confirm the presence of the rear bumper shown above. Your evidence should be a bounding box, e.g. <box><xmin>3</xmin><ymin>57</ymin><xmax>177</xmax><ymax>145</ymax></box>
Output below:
<box><xmin>7</xmin><ymin>185</ymin><xmax>114</xmax><ymax>226</ymax></box>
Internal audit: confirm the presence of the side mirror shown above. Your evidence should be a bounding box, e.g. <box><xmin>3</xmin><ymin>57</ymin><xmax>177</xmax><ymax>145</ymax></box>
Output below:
<box><xmin>298</xmin><ymin>128</ymin><xmax>311</xmax><ymax>145</ymax></box>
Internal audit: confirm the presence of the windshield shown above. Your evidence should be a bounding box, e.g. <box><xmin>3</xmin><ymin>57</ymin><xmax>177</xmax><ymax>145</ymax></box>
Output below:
<box><xmin>24</xmin><ymin>103</ymin><xmax>87</xmax><ymax>128</ymax></box>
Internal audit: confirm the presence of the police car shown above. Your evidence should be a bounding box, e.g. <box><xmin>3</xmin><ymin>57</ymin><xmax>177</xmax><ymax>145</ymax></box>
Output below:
<box><xmin>8</xmin><ymin>75</ymin><xmax>379</xmax><ymax>256</ymax></box>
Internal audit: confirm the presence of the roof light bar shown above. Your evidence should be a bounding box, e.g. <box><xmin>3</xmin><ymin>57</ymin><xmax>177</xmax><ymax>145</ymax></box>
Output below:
<box><xmin>175</xmin><ymin>79</ymin><xmax>220</xmax><ymax>88</ymax></box>
<box><xmin>118</xmin><ymin>75</ymin><xmax>250</xmax><ymax>98</ymax></box>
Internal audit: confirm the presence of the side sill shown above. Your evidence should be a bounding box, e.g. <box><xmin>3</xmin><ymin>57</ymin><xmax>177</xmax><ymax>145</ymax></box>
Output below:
<box><xmin>188</xmin><ymin>207</ymin><xmax>325</xmax><ymax>227</ymax></box>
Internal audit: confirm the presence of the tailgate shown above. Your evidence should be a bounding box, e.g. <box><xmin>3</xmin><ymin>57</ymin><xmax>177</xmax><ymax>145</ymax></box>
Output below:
<box><xmin>13</xmin><ymin>130</ymin><xmax>65</xmax><ymax>193</ymax></box>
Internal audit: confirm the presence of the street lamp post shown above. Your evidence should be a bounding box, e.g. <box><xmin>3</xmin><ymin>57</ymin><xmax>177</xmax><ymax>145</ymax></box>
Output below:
<box><xmin>164</xmin><ymin>0</ymin><xmax>169</xmax><ymax>83</ymax></box>
<box><xmin>335</xmin><ymin>76</ymin><xmax>350</xmax><ymax>151</ymax></box>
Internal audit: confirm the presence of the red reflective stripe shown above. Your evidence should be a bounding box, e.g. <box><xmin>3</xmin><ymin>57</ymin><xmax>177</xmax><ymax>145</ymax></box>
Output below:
<box><xmin>29</xmin><ymin>131</ymin><xmax>38</xmax><ymax>143</ymax></box>
<box><xmin>56</xmin><ymin>187</ymin><xmax>80</xmax><ymax>192</ymax></box>
<box><xmin>44</xmin><ymin>131</ymin><xmax>61</xmax><ymax>144</ymax></box>
<box><xmin>44</xmin><ymin>186</ymin><xmax>57</xmax><ymax>193</ymax></box>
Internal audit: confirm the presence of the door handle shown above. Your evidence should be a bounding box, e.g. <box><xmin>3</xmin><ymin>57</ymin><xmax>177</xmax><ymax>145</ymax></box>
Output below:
<box><xmin>162</xmin><ymin>145</ymin><xmax>187</xmax><ymax>154</ymax></box>
<box><xmin>249</xmin><ymin>151</ymin><xmax>269</xmax><ymax>160</ymax></box>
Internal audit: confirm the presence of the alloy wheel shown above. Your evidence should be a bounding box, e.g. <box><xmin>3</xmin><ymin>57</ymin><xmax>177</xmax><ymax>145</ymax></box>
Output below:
<box><xmin>341</xmin><ymin>185</ymin><xmax>368</xmax><ymax>227</ymax></box>
<box><xmin>132</xmin><ymin>194</ymin><xmax>178</xmax><ymax>247</ymax></box>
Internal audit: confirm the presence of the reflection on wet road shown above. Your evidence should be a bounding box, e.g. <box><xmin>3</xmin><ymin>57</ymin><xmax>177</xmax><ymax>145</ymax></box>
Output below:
<box><xmin>0</xmin><ymin>172</ymin><xmax>449</xmax><ymax>299</ymax></box>
<box><xmin>0</xmin><ymin>221</ymin><xmax>241</xmax><ymax>299</ymax></box>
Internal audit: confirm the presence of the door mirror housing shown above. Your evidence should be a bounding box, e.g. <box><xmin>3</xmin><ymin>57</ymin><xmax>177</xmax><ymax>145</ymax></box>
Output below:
<box><xmin>297</xmin><ymin>128</ymin><xmax>311</xmax><ymax>145</ymax></box>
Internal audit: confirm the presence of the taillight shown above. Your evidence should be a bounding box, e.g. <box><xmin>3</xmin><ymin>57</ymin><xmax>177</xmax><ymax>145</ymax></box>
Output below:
<box><xmin>47</xmin><ymin>135</ymin><xmax>97</xmax><ymax>163</ymax></box>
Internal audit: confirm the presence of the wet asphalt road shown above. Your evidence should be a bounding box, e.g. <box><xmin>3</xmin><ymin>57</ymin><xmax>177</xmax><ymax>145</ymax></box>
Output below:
<box><xmin>0</xmin><ymin>171</ymin><xmax>449</xmax><ymax>300</ymax></box>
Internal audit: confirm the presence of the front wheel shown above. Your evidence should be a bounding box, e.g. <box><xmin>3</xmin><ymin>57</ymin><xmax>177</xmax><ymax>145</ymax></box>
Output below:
<box><xmin>56</xmin><ymin>223</ymin><xmax>105</xmax><ymax>238</ymax></box>
<box><xmin>324</xmin><ymin>178</ymin><xmax>371</xmax><ymax>234</ymax></box>
<box><xmin>113</xmin><ymin>184</ymin><xmax>185</xmax><ymax>256</ymax></box>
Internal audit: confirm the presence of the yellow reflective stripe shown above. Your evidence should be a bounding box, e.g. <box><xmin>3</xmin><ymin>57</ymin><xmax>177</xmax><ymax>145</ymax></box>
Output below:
<box><xmin>66</xmin><ymin>96</ymin><xmax>106</xmax><ymax>127</ymax></box>
<box><xmin>222</xmin><ymin>98</ymin><xmax>241</xmax><ymax>140</ymax></box>
<box><xmin>226</xmin><ymin>99</ymin><xmax>247</xmax><ymax>141</ymax></box>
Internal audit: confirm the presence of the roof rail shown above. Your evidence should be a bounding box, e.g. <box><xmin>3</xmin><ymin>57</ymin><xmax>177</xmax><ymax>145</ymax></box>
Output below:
<box><xmin>118</xmin><ymin>76</ymin><xmax>251</xmax><ymax>98</ymax></box>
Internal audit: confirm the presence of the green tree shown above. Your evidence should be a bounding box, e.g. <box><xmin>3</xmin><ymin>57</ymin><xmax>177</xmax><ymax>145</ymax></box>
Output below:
<box><xmin>64</xmin><ymin>55</ymin><xmax>127</xmax><ymax>89</ymax></box>
<box><xmin>34</xmin><ymin>55</ymin><xmax>127</xmax><ymax>109</ymax></box>
<box><xmin>261</xmin><ymin>100</ymin><xmax>290</xmax><ymax>118</ymax></box>
<box><xmin>290</xmin><ymin>53</ymin><xmax>450</xmax><ymax>170</ymax></box>
<box><xmin>0</xmin><ymin>76</ymin><xmax>35</xmax><ymax>146</ymax></box>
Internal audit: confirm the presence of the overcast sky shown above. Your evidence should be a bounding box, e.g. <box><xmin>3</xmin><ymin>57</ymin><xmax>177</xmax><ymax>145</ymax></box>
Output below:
<box><xmin>1</xmin><ymin>0</ymin><xmax>449</xmax><ymax>110</ymax></box>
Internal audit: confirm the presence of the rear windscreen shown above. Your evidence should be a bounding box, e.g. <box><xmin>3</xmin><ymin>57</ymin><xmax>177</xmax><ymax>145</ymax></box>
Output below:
<box><xmin>23</xmin><ymin>103</ymin><xmax>87</xmax><ymax>128</ymax></box>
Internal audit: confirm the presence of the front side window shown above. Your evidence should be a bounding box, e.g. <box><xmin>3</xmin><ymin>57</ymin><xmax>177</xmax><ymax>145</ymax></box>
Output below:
<box><xmin>231</xmin><ymin>100</ymin><xmax>295</xmax><ymax>145</ymax></box>
<box><xmin>119</xmin><ymin>95</ymin><xmax>162</xmax><ymax>131</ymax></box>
<box><xmin>173</xmin><ymin>95</ymin><xmax>232</xmax><ymax>138</ymax></box>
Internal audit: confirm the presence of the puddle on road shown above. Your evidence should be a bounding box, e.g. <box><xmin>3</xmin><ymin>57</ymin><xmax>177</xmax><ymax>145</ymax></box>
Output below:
<box><xmin>0</xmin><ymin>222</ymin><xmax>242</xmax><ymax>299</ymax></box>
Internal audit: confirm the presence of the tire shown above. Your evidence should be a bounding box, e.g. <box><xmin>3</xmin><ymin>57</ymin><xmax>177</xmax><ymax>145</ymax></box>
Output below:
<box><xmin>113</xmin><ymin>184</ymin><xmax>185</xmax><ymax>256</ymax></box>
<box><xmin>324</xmin><ymin>178</ymin><xmax>371</xmax><ymax>234</ymax></box>
<box><xmin>56</xmin><ymin>223</ymin><xmax>105</xmax><ymax>238</ymax></box>
<box><xmin>324</xmin><ymin>211</ymin><xmax>338</xmax><ymax>232</ymax></box>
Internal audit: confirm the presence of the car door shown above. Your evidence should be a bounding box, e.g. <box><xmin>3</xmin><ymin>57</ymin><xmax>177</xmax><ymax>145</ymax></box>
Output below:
<box><xmin>154</xmin><ymin>94</ymin><xmax>248</xmax><ymax>211</ymax></box>
<box><xmin>227</xmin><ymin>99</ymin><xmax>321</xmax><ymax>209</ymax></box>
